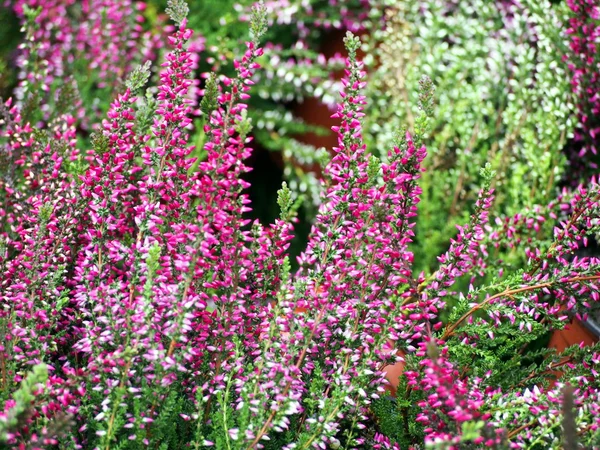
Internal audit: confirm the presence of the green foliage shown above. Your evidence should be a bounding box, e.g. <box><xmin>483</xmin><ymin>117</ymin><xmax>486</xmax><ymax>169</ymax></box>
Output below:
<box><xmin>235</xmin><ymin>108</ymin><xmax>253</xmax><ymax>142</ymax></box>
<box><xmin>165</xmin><ymin>0</ymin><xmax>189</xmax><ymax>26</ymax></box>
<box><xmin>136</xmin><ymin>90</ymin><xmax>159</xmax><ymax>136</ymax></box>
<box><xmin>0</xmin><ymin>364</ymin><xmax>48</xmax><ymax>442</ymax></box>
<box><xmin>55</xmin><ymin>77</ymin><xmax>80</xmax><ymax>115</ymax></box>
<box><xmin>0</xmin><ymin>7</ymin><xmax>20</xmax><ymax>96</ymax></box>
<box><xmin>367</xmin><ymin>154</ymin><xmax>381</xmax><ymax>186</ymax></box>
<box><xmin>364</xmin><ymin>0</ymin><xmax>573</xmax><ymax>274</ymax></box>
<box><xmin>480</xmin><ymin>162</ymin><xmax>496</xmax><ymax>186</ymax></box>
<box><xmin>200</xmin><ymin>72</ymin><xmax>219</xmax><ymax>118</ymax></box>
<box><xmin>250</xmin><ymin>1</ymin><xmax>268</xmax><ymax>43</ymax></box>
<box><xmin>277</xmin><ymin>181</ymin><xmax>293</xmax><ymax>220</ymax></box>
<box><xmin>144</xmin><ymin>243</ymin><xmax>162</xmax><ymax>300</ymax></box>
<box><xmin>91</xmin><ymin>131</ymin><xmax>111</xmax><ymax>156</ymax></box>
<box><xmin>126</xmin><ymin>61</ymin><xmax>152</xmax><ymax>94</ymax></box>
<box><xmin>372</xmin><ymin>356</ymin><xmax>426</xmax><ymax>448</ymax></box>
<box><xmin>343</xmin><ymin>31</ymin><xmax>361</xmax><ymax>61</ymax></box>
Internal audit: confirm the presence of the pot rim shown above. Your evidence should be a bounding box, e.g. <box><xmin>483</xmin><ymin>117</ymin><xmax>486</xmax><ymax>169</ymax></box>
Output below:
<box><xmin>583</xmin><ymin>317</ymin><xmax>600</xmax><ymax>337</ymax></box>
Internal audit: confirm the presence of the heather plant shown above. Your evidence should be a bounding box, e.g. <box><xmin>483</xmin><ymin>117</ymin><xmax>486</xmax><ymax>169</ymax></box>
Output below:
<box><xmin>1</xmin><ymin>1</ymin><xmax>600</xmax><ymax>450</ymax></box>
<box><xmin>174</xmin><ymin>0</ymin><xmax>382</xmax><ymax>224</ymax></box>
<box><xmin>1</xmin><ymin>0</ymin><xmax>382</xmax><ymax>232</ymax></box>
<box><xmin>563</xmin><ymin>0</ymin><xmax>600</xmax><ymax>181</ymax></box>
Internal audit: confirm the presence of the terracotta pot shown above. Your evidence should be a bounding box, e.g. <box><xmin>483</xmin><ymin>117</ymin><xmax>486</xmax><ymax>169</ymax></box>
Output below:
<box><xmin>545</xmin><ymin>318</ymin><xmax>598</xmax><ymax>384</ymax></box>
<box><xmin>293</xmin><ymin>29</ymin><xmax>369</xmax><ymax>175</ymax></box>
<box><xmin>293</xmin><ymin>28</ymin><xmax>345</xmax><ymax>153</ymax></box>
<box><xmin>381</xmin><ymin>319</ymin><xmax>600</xmax><ymax>396</ymax></box>
<box><xmin>548</xmin><ymin>318</ymin><xmax>598</xmax><ymax>353</ymax></box>
<box><xmin>383</xmin><ymin>351</ymin><xmax>406</xmax><ymax>397</ymax></box>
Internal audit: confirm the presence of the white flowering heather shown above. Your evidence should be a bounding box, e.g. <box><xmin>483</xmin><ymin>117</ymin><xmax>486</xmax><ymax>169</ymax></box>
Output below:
<box><xmin>363</xmin><ymin>0</ymin><xmax>578</xmax><ymax>275</ymax></box>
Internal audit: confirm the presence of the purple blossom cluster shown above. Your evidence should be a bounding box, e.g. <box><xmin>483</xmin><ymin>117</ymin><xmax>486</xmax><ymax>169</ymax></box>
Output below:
<box><xmin>564</xmin><ymin>0</ymin><xmax>600</xmax><ymax>170</ymax></box>
<box><xmin>11</xmin><ymin>0</ymin><xmax>158</xmax><ymax>84</ymax></box>
<box><xmin>1</xmin><ymin>1</ymin><xmax>600</xmax><ymax>449</ymax></box>
<box><xmin>405</xmin><ymin>344</ymin><xmax>504</xmax><ymax>447</ymax></box>
<box><xmin>8</xmin><ymin>0</ymin><xmax>163</xmax><ymax>128</ymax></box>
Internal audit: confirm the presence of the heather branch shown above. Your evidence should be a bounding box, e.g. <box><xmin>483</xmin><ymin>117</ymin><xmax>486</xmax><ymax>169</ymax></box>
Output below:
<box><xmin>166</xmin><ymin>0</ymin><xmax>189</xmax><ymax>26</ymax></box>
<box><xmin>528</xmin><ymin>191</ymin><xmax>600</xmax><ymax>277</ymax></box>
<box><xmin>441</xmin><ymin>274</ymin><xmax>600</xmax><ymax>339</ymax></box>
<box><xmin>245</xmin><ymin>307</ymin><xmax>326</xmax><ymax>449</ymax></box>
<box><xmin>517</xmin><ymin>357</ymin><xmax>575</xmax><ymax>387</ymax></box>
<box><xmin>507</xmin><ymin>419</ymin><xmax>538</xmax><ymax>440</ymax></box>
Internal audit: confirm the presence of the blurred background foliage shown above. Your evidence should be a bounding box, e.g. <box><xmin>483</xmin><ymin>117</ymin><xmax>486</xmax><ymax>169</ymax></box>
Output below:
<box><xmin>364</xmin><ymin>0</ymin><xmax>575</xmax><ymax>274</ymax></box>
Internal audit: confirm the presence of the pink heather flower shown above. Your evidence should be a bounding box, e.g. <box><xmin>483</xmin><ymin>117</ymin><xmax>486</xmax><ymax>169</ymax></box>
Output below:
<box><xmin>71</xmin><ymin>17</ymin><xmax>200</xmax><ymax>412</ymax></box>
<box><xmin>404</xmin><ymin>342</ymin><xmax>505</xmax><ymax>448</ymax></box>
<box><xmin>10</xmin><ymin>0</ymin><xmax>161</xmax><ymax>128</ymax></box>
<box><xmin>77</xmin><ymin>0</ymin><xmax>146</xmax><ymax>88</ymax></box>
<box><xmin>424</xmin><ymin>178</ymin><xmax>495</xmax><ymax>307</ymax></box>
<box><xmin>563</xmin><ymin>0</ymin><xmax>600</xmax><ymax>175</ymax></box>
<box><xmin>260</xmin><ymin>32</ymin><xmax>433</xmax><ymax>443</ymax></box>
<box><xmin>372</xmin><ymin>433</ymin><xmax>401</xmax><ymax>450</ymax></box>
